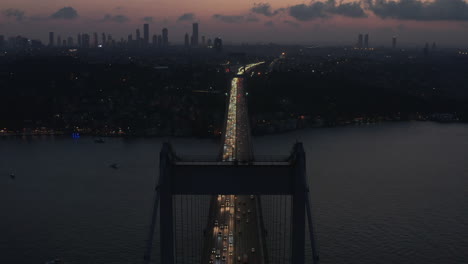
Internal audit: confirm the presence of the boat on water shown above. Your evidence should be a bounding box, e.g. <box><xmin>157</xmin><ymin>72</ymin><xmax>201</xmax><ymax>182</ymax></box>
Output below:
<box><xmin>44</xmin><ymin>259</ymin><xmax>64</xmax><ymax>264</ymax></box>
<box><xmin>94</xmin><ymin>138</ymin><xmax>105</xmax><ymax>143</ymax></box>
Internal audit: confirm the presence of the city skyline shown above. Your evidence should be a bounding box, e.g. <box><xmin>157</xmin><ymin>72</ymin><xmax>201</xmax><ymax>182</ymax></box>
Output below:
<box><xmin>1</xmin><ymin>0</ymin><xmax>468</xmax><ymax>46</ymax></box>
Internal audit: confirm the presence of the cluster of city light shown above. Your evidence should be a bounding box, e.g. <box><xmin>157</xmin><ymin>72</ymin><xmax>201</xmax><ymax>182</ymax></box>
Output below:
<box><xmin>237</xmin><ymin>62</ymin><xmax>265</xmax><ymax>75</ymax></box>
<box><xmin>213</xmin><ymin>62</ymin><xmax>265</xmax><ymax>263</ymax></box>
<box><xmin>222</xmin><ymin>62</ymin><xmax>264</xmax><ymax>161</ymax></box>
<box><xmin>222</xmin><ymin>77</ymin><xmax>239</xmax><ymax>161</ymax></box>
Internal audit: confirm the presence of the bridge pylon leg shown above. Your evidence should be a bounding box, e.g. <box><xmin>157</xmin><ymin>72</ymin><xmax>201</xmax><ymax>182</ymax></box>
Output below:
<box><xmin>292</xmin><ymin>143</ymin><xmax>306</xmax><ymax>264</ymax></box>
<box><xmin>160</xmin><ymin>143</ymin><xmax>175</xmax><ymax>264</ymax></box>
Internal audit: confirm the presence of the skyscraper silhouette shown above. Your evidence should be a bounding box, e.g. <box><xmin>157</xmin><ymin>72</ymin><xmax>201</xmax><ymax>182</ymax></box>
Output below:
<box><xmin>357</xmin><ymin>34</ymin><xmax>363</xmax><ymax>48</ymax></box>
<box><xmin>67</xmin><ymin>36</ymin><xmax>73</xmax><ymax>47</ymax></box>
<box><xmin>49</xmin><ymin>32</ymin><xmax>54</xmax><ymax>47</ymax></box>
<box><xmin>77</xmin><ymin>33</ymin><xmax>82</xmax><ymax>48</ymax></box>
<box><xmin>162</xmin><ymin>28</ymin><xmax>168</xmax><ymax>47</ymax></box>
<box><xmin>93</xmin><ymin>32</ymin><xmax>98</xmax><ymax>48</ymax></box>
<box><xmin>144</xmin><ymin>24</ymin><xmax>149</xmax><ymax>46</ymax></box>
<box><xmin>364</xmin><ymin>34</ymin><xmax>369</xmax><ymax>48</ymax></box>
<box><xmin>136</xmin><ymin>29</ymin><xmax>141</xmax><ymax>41</ymax></box>
<box><xmin>185</xmin><ymin>33</ymin><xmax>190</xmax><ymax>48</ymax></box>
<box><xmin>192</xmin><ymin>23</ymin><xmax>199</xmax><ymax>47</ymax></box>
<box><xmin>214</xmin><ymin>37</ymin><xmax>223</xmax><ymax>52</ymax></box>
<box><xmin>392</xmin><ymin>36</ymin><xmax>397</xmax><ymax>49</ymax></box>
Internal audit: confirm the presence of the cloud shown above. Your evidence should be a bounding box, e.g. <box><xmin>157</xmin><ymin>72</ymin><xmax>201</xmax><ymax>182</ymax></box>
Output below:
<box><xmin>252</xmin><ymin>3</ymin><xmax>274</xmax><ymax>16</ymax></box>
<box><xmin>50</xmin><ymin>7</ymin><xmax>78</xmax><ymax>20</ymax></box>
<box><xmin>288</xmin><ymin>0</ymin><xmax>366</xmax><ymax>21</ymax></box>
<box><xmin>2</xmin><ymin>8</ymin><xmax>25</xmax><ymax>21</ymax></box>
<box><xmin>328</xmin><ymin>0</ymin><xmax>367</xmax><ymax>17</ymax></box>
<box><xmin>143</xmin><ymin>16</ymin><xmax>153</xmax><ymax>23</ymax></box>
<box><xmin>289</xmin><ymin>3</ymin><xmax>329</xmax><ymax>21</ymax></box>
<box><xmin>246</xmin><ymin>15</ymin><xmax>260</xmax><ymax>22</ymax></box>
<box><xmin>284</xmin><ymin>20</ymin><xmax>301</xmax><ymax>28</ymax></box>
<box><xmin>212</xmin><ymin>14</ymin><xmax>244</xmax><ymax>23</ymax></box>
<box><xmin>264</xmin><ymin>20</ymin><xmax>275</xmax><ymax>27</ymax></box>
<box><xmin>252</xmin><ymin>3</ymin><xmax>287</xmax><ymax>17</ymax></box>
<box><xmin>101</xmin><ymin>14</ymin><xmax>129</xmax><ymax>23</ymax></box>
<box><xmin>178</xmin><ymin>13</ymin><xmax>196</xmax><ymax>22</ymax></box>
<box><xmin>367</xmin><ymin>0</ymin><xmax>468</xmax><ymax>21</ymax></box>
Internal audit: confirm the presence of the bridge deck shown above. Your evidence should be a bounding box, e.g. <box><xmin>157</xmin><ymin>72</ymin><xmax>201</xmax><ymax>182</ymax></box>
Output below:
<box><xmin>204</xmin><ymin>63</ymin><xmax>265</xmax><ymax>264</ymax></box>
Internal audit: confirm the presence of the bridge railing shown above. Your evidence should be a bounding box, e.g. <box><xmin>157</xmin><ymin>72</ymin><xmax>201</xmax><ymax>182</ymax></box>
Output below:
<box><xmin>173</xmin><ymin>154</ymin><xmax>292</xmax><ymax>163</ymax></box>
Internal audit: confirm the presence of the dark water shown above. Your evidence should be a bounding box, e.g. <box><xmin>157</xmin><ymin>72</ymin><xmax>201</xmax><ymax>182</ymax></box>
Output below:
<box><xmin>1</xmin><ymin>122</ymin><xmax>467</xmax><ymax>264</ymax></box>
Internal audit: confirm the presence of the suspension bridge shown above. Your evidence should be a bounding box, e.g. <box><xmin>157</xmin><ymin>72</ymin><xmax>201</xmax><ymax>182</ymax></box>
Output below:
<box><xmin>143</xmin><ymin>62</ymin><xmax>319</xmax><ymax>264</ymax></box>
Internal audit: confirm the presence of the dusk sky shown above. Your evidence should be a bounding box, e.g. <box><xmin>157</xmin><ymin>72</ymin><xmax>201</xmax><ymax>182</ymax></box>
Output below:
<box><xmin>1</xmin><ymin>0</ymin><xmax>468</xmax><ymax>46</ymax></box>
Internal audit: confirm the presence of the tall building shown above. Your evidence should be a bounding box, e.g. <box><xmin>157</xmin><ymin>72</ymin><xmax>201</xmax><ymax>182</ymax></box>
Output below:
<box><xmin>207</xmin><ymin>38</ymin><xmax>212</xmax><ymax>47</ymax></box>
<box><xmin>432</xmin><ymin>42</ymin><xmax>437</xmax><ymax>50</ymax></box>
<box><xmin>357</xmin><ymin>34</ymin><xmax>363</xmax><ymax>48</ymax></box>
<box><xmin>152</xmin><ymin>35</ymin><xmax>157</xmax><ymax>46</ymax></box>
<box><xmin>392</xmin><ymin>36</ymin><xmax>397</xmax><ymax>49</ymax></box>
<box><xmin>162</xmin><ymin>28</ymin><xmax>168</xmax><ymax>47</ymax></box>
<box><xmin>214</xmin><ymin>37</ymin><xmax>223</xmax><ymax>52</ymax></box>
<box><xmin>202</xmin><ymin>36</ymin><xmax>206</xmax><ymax>46</ymax></box>
<box><xmin>0</xmin><ymin>35</ymin><xmax>5</xmax><ymax>48</ymax></box>
<box><xmin>57</xmin><ymin>36</ymin><xmax>61</xmax><ymax>47</ymax></box>
<box><xmin>184</xmin><ymin>33</ymin><xmax>190</xmax><ymax>48</ymax></box>
<box><xmin>102</xmin><ymin>33</ymin><xmax>106</xmax><ymax>46</ymax></box>
<box><xmin>192</xmin><ymin>23</ymin><xmax>199</xmax><ymax>47</ymax></box>
<box><xmin>82</xmin><ymin>34</ymin><xmax>90</xmax><ymax>48</ymax></box>
<box><xmin>93</xmin><ymin>32</ymin><xmax>98</xmax><ymax>47</ymax></box>
<box><xmin>364</xmin><ymin>34</ymin><xmax>369</xmax><ymax>48</ymax></box>
<box><xmin>128</xmin><ymin>34</ymin><xmax>133</xmax><ymax>43</ymax></box>
<box><xmin>77</xmin><ymin>33</ymin><xmax>82</xmax><ymax>47</ymax></box>
<box><xmin>424</xmin><ymin>42</ymin><xmax>429</xmax><ymax>56</ymax></box>
<box><xmin>157</xmin><ymin>35</ymin><xmax>162</xmax><ymax>47</ymax></box>
<box><xmin>49</xmin><ymin>32</ymin><xmax>54</xmax><ymax>47</ymax></box>
<box><xmin>144</xmin><ymin>24</ymin><xmax>149</xmax><ymax>46</ymax></box>
<box><xmin>67</xmin><ymin>36</ymin><xmax>73</xmax><ymax>47</ymax></box>
<box><xmin>136</xmin><ymin>29</ymin><xmax>141</xmax><ymax>41</ymax></box>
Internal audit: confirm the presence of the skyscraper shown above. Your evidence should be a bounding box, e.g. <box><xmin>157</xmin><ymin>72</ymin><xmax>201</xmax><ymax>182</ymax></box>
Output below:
<box><xmin>185</xmin><ymin>33</ymin><xmax>190</xmax><ymax>48</ymax></box>
<box><xmin>0</xmin><ymin>35</ymin><xmax>5</xmax><ymax>48</ymax></box>
<box><xmin>214</xmin><ymin>37</ymin><xmax>223</xmax><ymax>52</ymax></box>
<box><xmin>77</xmin><ymin>33</ymin><xmax>82</xmax><ymax>48</ymax></box>
<box><xmin>364</xmin><ymin>34</ymin><xmax>369</xmax><ymax>48</ymax></box>
<box><xmin>144</xmin><ymin>24</ymin><xmax>149</xmax><ymax>46</ymax></box>
<box><xmin>136</xmin><ymin>29</ymin><xmax>141</xmax><ymax>41</ymax></box>
<box><xmin>202</xmin><ymin>36</ymin><xmax>206</xmax><ymax>46</ymax></box>
<box><xmin>357</xmin><ymin>34</ymin><xmax>363</xmax><ymax>48</ymax></box>
<box><xmin>162</xmin><ymin>28</ymin><xmax>168</xmax><ymax>47</ymax></box>
<box><xmin>93</xmin><ymin>32</ymin><xmax>98</xmax><ymax>48</ymax></box>
<box><xmin>57</xmin><ymin>36</ymin><xmax>61</xmax><ymax>47</ymax></box>
<box><xmin>102</xmin><ymin>33</ymin><xmax>106</xmax><ymax>46</ymax></box>
<box><xmin>192</xmin><ymin>23</ymin><xmax>199</xmax><ymax>47</ymax></box>
<box><xmin>392</xmin><ymin>36</ymin><xmax>397</xmax><ymax>49</ymax></box>
<box><xmin>207</xmin><ymin>38</ymin><xmax>212</xmax><ymax>47</ymax></box>
<box><xmin>49</xmin><ymin>32</ymin><xmax>54</xmax><ymax>47</ymax></box>
<box><xmin>82</xmin><ymin>34</ymin><xmax>90</xmax><ymax>48</ymax></box>
<box><xmin>152</xmin><ymin>35</ymin><xmax>157</xmax><ymax>46</ymax></box>
<box><xmin>157</xmin><ymin>35</ymin><xmax>162</xmax><ymax>47</ymax></box>
<box><xmin>67</xmin><ymin>36</ymin><xmax>73</xmax><ymax>47</ymax></box>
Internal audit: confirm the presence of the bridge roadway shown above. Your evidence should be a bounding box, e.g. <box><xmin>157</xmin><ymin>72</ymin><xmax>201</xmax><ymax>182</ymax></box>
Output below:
<box><xmin>203</xmin><ymin>62</ymin><xmax>265</xmax><ymax>264</ymax></box>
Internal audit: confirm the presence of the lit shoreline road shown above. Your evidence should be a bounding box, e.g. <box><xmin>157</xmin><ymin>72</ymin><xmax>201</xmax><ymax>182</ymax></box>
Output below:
<box><xmin>205</xmin><ymin>62</ymin><xmax>265</xmax><ymax>264</ymax></box>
